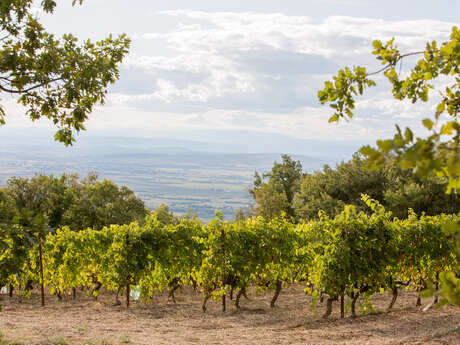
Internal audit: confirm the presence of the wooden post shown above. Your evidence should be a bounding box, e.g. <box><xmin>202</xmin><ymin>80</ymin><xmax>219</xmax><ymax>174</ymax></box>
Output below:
<box><xmin>222</xmin><ymin>293</ymin><xmax>226</xmax><ymax>312</ymax></box>
<box><xmin>416</xmin><ymin>286</ymin><xmax>422</xmax><ymax>306</ymax></box>
<box><xmin>340</xmin><ymin>293</ymin><xmax>344</xmax><ymax>318</ymax></box>
<box><xmin>221</xmin><ymin>227</ymin><xmax>226</xmax><ymax>312</ymax></box>
<box><xmin>434</xmin><ymin>272</ymin><xmax>439</xmax><ymax>304</ymax></box>
<box><xmin>39</xmin><ymin>239</ymin><xmax>45</xmax><ymax>307</ymax></box>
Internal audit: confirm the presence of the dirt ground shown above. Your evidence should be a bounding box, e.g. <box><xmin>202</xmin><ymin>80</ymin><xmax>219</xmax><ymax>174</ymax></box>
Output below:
<box><xmin>0</xmin><ymin>285</ymin><xmax>459</xmax><ymax>345</ymax></box>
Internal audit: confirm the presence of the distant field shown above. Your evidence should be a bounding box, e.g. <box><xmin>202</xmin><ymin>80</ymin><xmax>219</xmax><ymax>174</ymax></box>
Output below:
<box><xmin>0</xmin><ymin>136</ymin><xmax>330</xmax><ymax>220</ymax></box>
<box><xmin>1</xmin><ymin>286</ymin><xmax>459</xmax><ymax>345</ymax></box>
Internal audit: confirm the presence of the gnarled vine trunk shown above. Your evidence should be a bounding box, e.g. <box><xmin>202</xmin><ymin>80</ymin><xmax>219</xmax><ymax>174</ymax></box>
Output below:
<box><xmin>202</xmin><ymin>294</ymin><xmax>210</xmax><ymax>313</ymax></box>
<box><xmin>387</xmin><ymin>286</ymin><xmax>398</xmax><ymax>311</ymax></box>
<box><xmin>222</xmin><ymin>293</ymin><xmax>226</xmax><ymax>312</ymax></box>
<box><xmin>168</xmin><ymin>278</ymin><xmax>181</xmax><ymax>304</ymax></box>
<box><xmin>235</xmin><ymin>286</ymin><xmax>247</xmax><ymax>309</ymax></box>
<box><xmin>351</xmin><ymin>292</ymin><xmax>359</xmax><ymax>317</ymax></box>
<box><xmin>114</xmin><ymin>286</ymin><xmax>122</xmax><ymax>306</ymax></box>
<box><xmin>322</xmin><ymin>297</ymin><xmax>337</xmax><ymax>319</ymax></box>
<box><xmin>340</xmin><ymin>289</ymin><xmax>345</xmax><ymax>318</ymax></box>
<box><xmin>270</xmin><ymin>280</ymin><xmax>282</xmax><ymax>308</ymax></box>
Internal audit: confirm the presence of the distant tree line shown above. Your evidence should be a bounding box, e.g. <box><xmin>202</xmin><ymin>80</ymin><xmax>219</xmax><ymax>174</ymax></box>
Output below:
<box><xmin>151</xmin><ymin>204</ymin><xmax>200</xmax><ymax>226</ymax></box>
<box><xmin>250</xmin><ymin>154</ymin><xmax>460</xmax><ymax>221</ymax></box>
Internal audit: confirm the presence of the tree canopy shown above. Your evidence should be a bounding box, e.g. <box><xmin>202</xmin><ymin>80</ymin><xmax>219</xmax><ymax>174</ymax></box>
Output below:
<box><xmin>1</xmin><ymin>173</ymin><xmax>147</xmax><ymax>231</ymax></box>
<box><xmin>295</xmin><ymin>154</ymin><xmax>459</xmax><ymax>220</ymax></box>
<box><xmin>252</xmin><ymin>154</ymin><xmax>459</xmax><ymax>222</ymax></box>
<box><xmin>0</xmin><ymin>0</ymin><xmax>130</xmax><ymax>145</ymax></box>
<box><xmin>151</xmin><ymin>204</ymin><xmax>178</xmax><ymax>226</ymax></box>
<box><xmin>250</xmin><ymin>154</ymin><xmax>302</xmax><ymax>220</ymax></box>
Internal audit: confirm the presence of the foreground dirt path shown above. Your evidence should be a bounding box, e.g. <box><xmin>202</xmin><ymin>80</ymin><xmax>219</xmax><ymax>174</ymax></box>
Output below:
<box><xmin>1</xmin><ymin>286</ymin><xmax>459</xmax><ymax>345</ymax></box>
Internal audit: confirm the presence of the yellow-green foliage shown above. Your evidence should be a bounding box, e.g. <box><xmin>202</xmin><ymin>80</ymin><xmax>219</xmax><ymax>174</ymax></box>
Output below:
<box><xmin>1</xmin><ymin>198</ymin><xmax>458</xmax><ymax>311</ymax></box>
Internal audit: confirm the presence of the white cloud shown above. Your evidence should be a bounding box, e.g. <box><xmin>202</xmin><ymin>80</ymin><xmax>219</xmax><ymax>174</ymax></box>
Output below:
<box><xmin>122</xmin><ymin>52</ymin><xmax>257</xmax><ymax>103</ymax></box>
<box><xmin>144</xmin><ymin>11</ymin><xmax>454</xmax><ymax>56</ymax></box>
<box><xmin>122</xmin><ymin>11</ymin><xmax>455</xmax><ymax>109</ymax></box>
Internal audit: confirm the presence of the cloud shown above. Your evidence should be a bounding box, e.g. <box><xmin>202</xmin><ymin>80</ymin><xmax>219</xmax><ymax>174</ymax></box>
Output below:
<box><xmin>86</xmin><ymin>12</ymin><xmax>456</xmax><ymax>141</ymax></box>
<box><xmin>119</xmin><ymin>11</ymin><xmax>455</xmax><ymax>111</ymax></box>
<box><xmin>147</xmin><ymin>11</ymin><xmax>454</xmax><ymax>56</ymax></box>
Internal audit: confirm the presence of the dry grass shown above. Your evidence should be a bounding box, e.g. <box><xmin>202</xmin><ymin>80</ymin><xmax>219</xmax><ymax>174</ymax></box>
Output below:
<box><xmin>0</xmin><ymin>285</ymin><xmax>459</xmax><ymax>345</ymax></box>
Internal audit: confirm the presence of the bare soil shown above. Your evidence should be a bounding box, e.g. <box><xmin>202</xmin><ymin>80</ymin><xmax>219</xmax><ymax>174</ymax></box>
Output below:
<box><xmin>0</xmin><ymin>286</ymin><xmax>459</xmax><ymax>345</ymax></box>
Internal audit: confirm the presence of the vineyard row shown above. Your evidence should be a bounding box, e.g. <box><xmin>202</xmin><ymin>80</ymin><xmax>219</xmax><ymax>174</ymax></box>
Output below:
<box><xmin>1</xmin><ymin>197</ymin><xmax>457</xmax><ymax>318</ymax></box>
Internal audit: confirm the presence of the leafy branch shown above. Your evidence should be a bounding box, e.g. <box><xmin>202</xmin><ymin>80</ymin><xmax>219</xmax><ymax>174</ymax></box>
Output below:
<box><xmin>318</xmin><ymin>26</ymin><xmax>459</xmax><ymax>193</ymax></box>
<box><xmin>0</xmin><ymin>0</ymin><xmax>130</xmax><ymax>145</ymax></box>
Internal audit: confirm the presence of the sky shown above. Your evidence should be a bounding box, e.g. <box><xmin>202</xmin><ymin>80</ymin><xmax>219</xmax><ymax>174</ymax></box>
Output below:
<box><xmin>2</xmin><ymin>0</ymin><xmax>459</xmax><ymax>155</ymax></box>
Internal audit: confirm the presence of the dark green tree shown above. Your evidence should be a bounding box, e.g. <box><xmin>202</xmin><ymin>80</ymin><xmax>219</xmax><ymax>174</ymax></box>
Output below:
<box><xmin>3</xmin><ymin>173</ymin><xmax>147</xmax><ymax>231</ymax></box>
<box><xmin>295</xmin><ymin>154</ymin><xmax>386</xmax><ymax>219</ymax></box>
<box><xmin>294</xmin><ymin>154</ymin><xmax>459</xmax><ymax>220</ymax></box>
<box><xmin>63</xmin><ymin>174</ymin><xmax>148</xmax><ymax>230</ymax></box>
<box><xmin>384</xmin><ymin>169</ymin><xmax>460</xmax><ymax>218</ymax></box>
<box><xmin>151</xmin><ymin>204</ymin><xmax>177</xmax><ymax>226</ymax></box>
<box><xmin>250</xmin><ymin>154</ymin><xmax>302</xmax><ymax>219</ymax></box>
